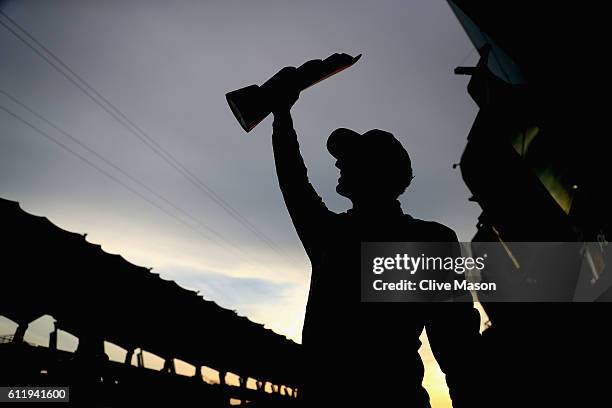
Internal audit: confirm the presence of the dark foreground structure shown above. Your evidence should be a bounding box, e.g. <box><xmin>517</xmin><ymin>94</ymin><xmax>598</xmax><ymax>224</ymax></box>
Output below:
<box><xmin>0</xmin><ymin>198</ymin><xmax>301</xmax><ymax>407</ymax></box>
<box><xmin>449</xmin><ymin>1</ymin><xmax>611</xmax><ymax>405</ymax></box>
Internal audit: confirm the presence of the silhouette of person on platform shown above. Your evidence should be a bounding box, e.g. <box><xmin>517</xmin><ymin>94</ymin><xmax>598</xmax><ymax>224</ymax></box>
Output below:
<box><xmin>267</xmin><ymin>67</ymin><xmax>482</xmax><ymax>407</ymax></box>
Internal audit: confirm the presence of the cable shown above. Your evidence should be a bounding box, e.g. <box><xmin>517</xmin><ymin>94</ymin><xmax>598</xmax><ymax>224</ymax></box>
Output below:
<box><xmin>0</xmin><ymin>10</ymin><xmax>299</xmax><ymax>266</ymax></box>
<box><xmin>1</xmin><ymin>89</ymin><xmax>230</xmax><ymax>252</ymax></box>
<box><xmin>0</xmin><ymin>103</ymin><xmax>203</xmax><ymax>241</ymax></box>
<box><xmin>0</xmin><ymin>99</ymin><xmax>264</xmax><ymax>269</ymax></box>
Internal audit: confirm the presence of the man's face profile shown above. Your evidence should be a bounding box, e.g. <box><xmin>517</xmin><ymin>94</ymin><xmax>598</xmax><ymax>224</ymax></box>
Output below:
<box><xmin>335</xmin><ymin>156</ymin><xmax>397</xmax><ymax>201</ymax></box>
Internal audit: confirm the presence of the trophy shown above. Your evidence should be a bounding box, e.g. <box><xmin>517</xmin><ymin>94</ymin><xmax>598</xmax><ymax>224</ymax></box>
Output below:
<box><xmin>226</xmin><ymin>53</ymin><xmax>361</xmax><ymax>132</ymax></box>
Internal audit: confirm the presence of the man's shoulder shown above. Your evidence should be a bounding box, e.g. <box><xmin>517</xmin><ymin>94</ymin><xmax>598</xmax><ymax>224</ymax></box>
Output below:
<box><xmin>405</xmin><ymin>216</ymin><xmax>458</xmax><ymax>242</ymax></box>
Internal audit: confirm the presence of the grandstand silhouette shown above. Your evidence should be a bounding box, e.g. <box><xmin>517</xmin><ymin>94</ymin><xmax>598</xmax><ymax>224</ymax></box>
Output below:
<box><xmin>0</xmin><ymin>197</ymin><xmax>301</xmax><ymax>407</ymax></box>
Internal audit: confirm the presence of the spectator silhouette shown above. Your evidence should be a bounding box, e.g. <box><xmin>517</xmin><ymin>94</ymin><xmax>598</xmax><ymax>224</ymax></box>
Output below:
<box><xmin>267</xmin><ymin>67</ymin><xmax>482</xmax><ymax>407</ymax></box>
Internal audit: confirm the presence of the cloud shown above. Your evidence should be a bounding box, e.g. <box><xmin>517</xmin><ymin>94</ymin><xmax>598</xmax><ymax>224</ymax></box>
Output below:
<box><xmin>160</xmin><ymin>265</ymin><xmax>308</xmax><ymax>341</ymax></box>
<box><xmin>164</xmin><ymin>266</ymin><xmax>295</xmax><ymax>307</ymax></box>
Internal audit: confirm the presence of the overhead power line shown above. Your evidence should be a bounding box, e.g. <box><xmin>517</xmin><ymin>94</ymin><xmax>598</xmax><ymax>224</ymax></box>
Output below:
<box><xmin>0</xmin><ymin>96</ymin><xmax>266</xmax><ymax>271</ymax></box>
<box><xmin>0</xmin><ymin>103</ymin><xmax>205</xmax><ymax>242</ymax></box>
<box><xmin>0</xmin><ymin>10</ymin><xmax>299</xmax><ymax>266</ymax></box>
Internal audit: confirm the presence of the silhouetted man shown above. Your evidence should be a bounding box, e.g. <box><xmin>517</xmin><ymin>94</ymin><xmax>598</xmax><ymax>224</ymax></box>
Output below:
<box><xmin>267</xmin><ymin>67</ymin><xmax>482</xmax><ymax>407</ymax></box>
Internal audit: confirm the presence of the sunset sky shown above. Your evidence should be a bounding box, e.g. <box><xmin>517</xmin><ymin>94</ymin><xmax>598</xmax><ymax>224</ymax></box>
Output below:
<box><xmin>0</xmin><ymin>1</ymin><xmax>482</xmax><ymax>406</ymax></box>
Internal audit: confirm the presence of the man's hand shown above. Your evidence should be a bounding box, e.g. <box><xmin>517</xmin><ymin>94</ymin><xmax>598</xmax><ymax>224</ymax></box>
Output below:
<box><xmin>262</xmin><ymin>66</ymin><xmax>301</xmax><ymax>114</ymax></box>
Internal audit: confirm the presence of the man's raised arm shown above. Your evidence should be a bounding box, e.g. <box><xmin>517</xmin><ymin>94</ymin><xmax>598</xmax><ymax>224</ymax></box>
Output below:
<box><xmin>267</xmin><ymin>67</ymin><xmax>331</xmax><ymax>253</ymax></box>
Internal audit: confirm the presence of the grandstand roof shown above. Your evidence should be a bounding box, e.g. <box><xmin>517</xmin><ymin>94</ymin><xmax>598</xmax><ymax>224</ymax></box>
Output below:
<box><xmin>0</xmin><ymin>197</ymin><xmax>301</xmax><ymax>386</ymax></box>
